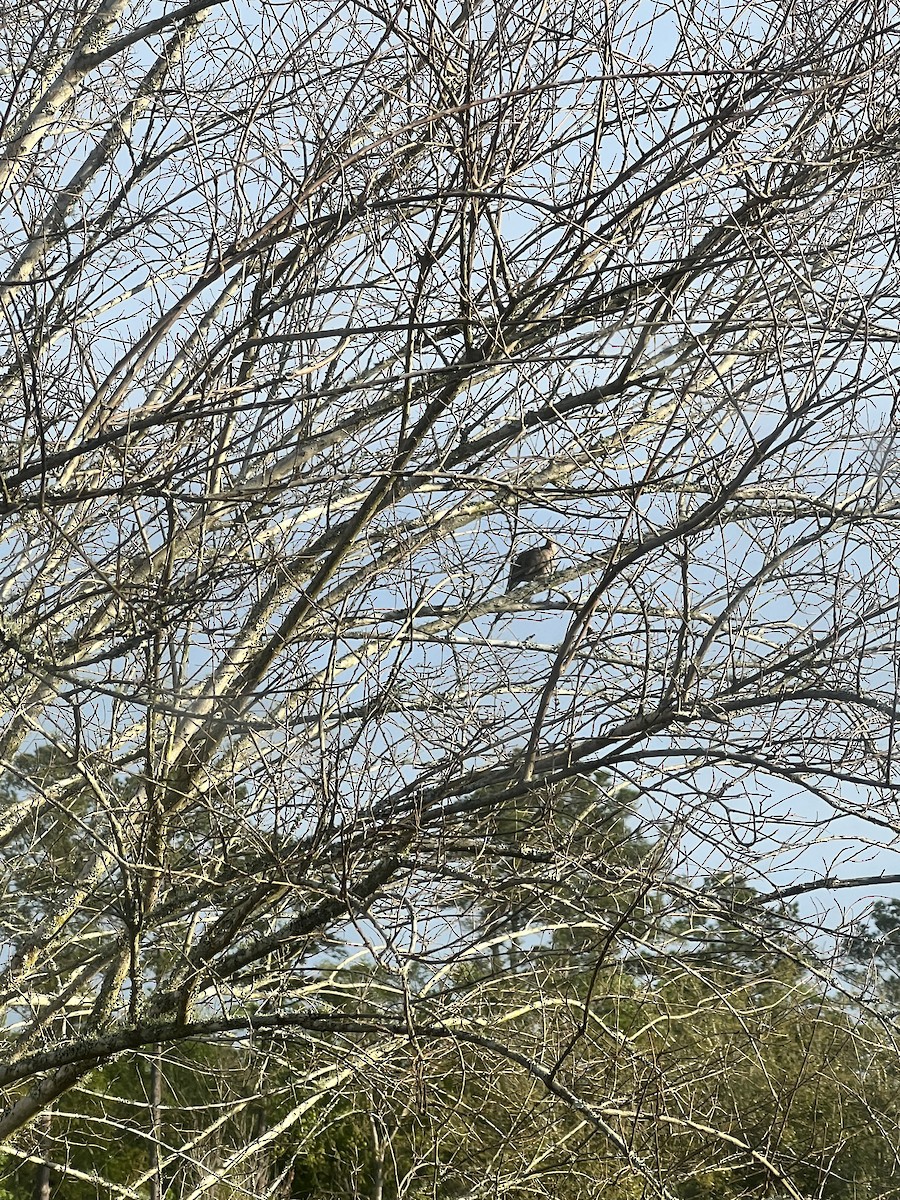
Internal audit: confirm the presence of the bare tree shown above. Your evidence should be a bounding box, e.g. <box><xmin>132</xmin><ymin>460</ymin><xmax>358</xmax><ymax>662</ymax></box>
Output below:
<box><xmin>2</xmin><ymin>0</ymin><xmax>900</xmax><ymax>1194</ymax></box>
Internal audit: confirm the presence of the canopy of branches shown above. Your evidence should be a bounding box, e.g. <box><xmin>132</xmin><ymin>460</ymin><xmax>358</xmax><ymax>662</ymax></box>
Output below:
<box><xmin>1</xmin><ymin>0</ymin><xmax>900</xmax><ymax>1196</ymax></box>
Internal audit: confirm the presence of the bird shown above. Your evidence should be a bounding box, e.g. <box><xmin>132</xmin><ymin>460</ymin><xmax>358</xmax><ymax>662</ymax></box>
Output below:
<box><xmin>491</xmin><ymin>537</ymin><xmax>556</xmax><ymax>628</ymax></box>
<box><xmin>506</xmin><ymin>536</ymin><xmax>556</xmax><ymax>592</ymax></box>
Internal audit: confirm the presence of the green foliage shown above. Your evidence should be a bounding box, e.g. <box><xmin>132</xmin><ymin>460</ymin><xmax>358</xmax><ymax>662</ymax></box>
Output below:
<box><xmin>847</xmin><ymin>899</ymin><xmax>900</xmax><ymax>1001</ymax></box>
<box><xmin>3</xmin><ymin>756</ymin><xmax>900</xmax><ymax>1199</ymax></box>
<box><xmin>264</xmin><ymin>778</ymin><xmax>900</xmax><ymax>1200</ymax></box>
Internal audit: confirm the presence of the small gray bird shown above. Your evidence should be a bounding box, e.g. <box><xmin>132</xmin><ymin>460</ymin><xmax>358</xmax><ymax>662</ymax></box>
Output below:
<box><xmin>506</xmin><ymin>537</ymin><xmax>556</xmax><ymax>592</ymax></box>
<box><xmin>492</xmin><ymin>537</ymin><xmax>556</xmax><ymax>628</ymax></box>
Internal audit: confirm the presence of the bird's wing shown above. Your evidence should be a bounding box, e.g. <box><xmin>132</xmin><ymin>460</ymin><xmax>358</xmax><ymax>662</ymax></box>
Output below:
<box><xmin>506</xmin><ymin>548</ymin><xmax>534</xmax><ymax>590</ymax></box>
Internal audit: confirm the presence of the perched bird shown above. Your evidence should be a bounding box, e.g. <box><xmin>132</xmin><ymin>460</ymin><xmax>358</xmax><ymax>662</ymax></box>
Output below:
<box><xmin>491</xmin><ymin>537</ymin><xmax>556</xmax><ymax>629</ymax></box>
<box><xmin>506</xmin><ymin>536</ymin><xmax>556</xmax><ymax>592</ymax></box>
